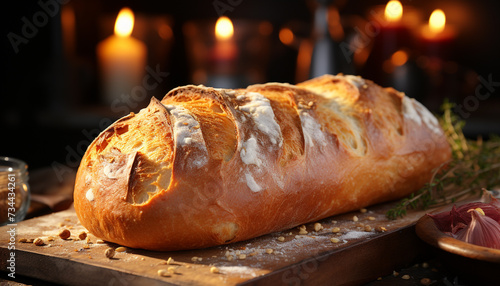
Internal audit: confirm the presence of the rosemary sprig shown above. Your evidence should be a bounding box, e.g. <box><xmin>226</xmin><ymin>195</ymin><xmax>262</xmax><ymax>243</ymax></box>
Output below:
<box><xmin>386</xmin><ymin>100</ymin><xmax>500</xmax><ymax>219</ymax></box>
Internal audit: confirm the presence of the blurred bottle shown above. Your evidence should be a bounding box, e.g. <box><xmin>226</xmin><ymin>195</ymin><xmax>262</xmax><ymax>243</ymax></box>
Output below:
<box><xmin>309</xmin><ymin>0</ymin><xmax>353</xmax><ymax>78</ymax></box>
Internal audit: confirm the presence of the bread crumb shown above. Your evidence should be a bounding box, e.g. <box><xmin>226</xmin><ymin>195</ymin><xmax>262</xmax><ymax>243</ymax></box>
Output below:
<box><xmin>331</xmin><ymin>220</ymin><xmax>337</xmax><ymax>224</ymax></box>
<box><xmin>331</xmin><ymin>227</ymin><xmax>341</xmax><ymax>233</ymax></box>
<box><xmin>18</xmin><ymin>238</ymin><xmax>27</xmax><ymax>243</ymax></box>
<box><xmin>367</xmin><ymin>216</ymin><xmax>376</xmax><ymax>221</ymax></box>
<box><xmin>364</xmin><ymin>225</ymin><xmax>372</xmax><ymax>232</ymax></box>
<box><xmin>402</xmin><ymin>274</ymin><xmax>410</xmax><ymax>280</ymax></box>
<box><xmin>265</xmin><ymin>248</ymin><xmax>274</xmax><ymax>254</ymax></box>
<box><xmin>238</xmin><ymin>254</ymin><xmax>246</xmax><ymax>260</ymax></box>
<box><xmin>85</xmin><ymin>237</ymin><xmax>91</xmax><ymax>244</ymax></box>
<box><xmin>167</xmin><ymin>266</ymin><xmax>177</xmax><ymax>274</ymax></box>
<box><xmin>96</xmin><ymin>239</ymin><xmax>105</xmax><ymax>244</ymax></box>
<box><xmin>376</xmin><ymin>226</ymin><xmax>388</xmax><ymax>232</ymax></box>
<box><xmin>330</xmin><ymin>238</ymin><xmax>340</xmax><ymax>243</ymax></box>
<box><xmin>166</xmin><ymin>257</ymin><xmax>174</xmax><ymax>265</ymax></box>
<box><xmin>277</xmin><ymin>236</ymin><xmax>285</xmax><ymax>242</ymax></box>
<box><xmin>313</xmin><ymin>223</ymin><xmax>323</xmax><ymax>232</ymax></box>
<box><xmin>210</xmin><ymin>266</ymin><xmax>220</xmax><ymax>274</ymax></box>
<box><xmin>393</xmin><ymin>271</ymin><xmax>399</xmax><ymax>277</ymax></box>
<box><xmin>227</xmin><ymin>255</ymin><xmax>234</xmax><ymax>261</ymax></box>
<box><xmin>360</xmin><ymin>208</ymin><xmax>367</xmax><ymax>213</ymax></box>
<box><xmin>26</xmin><ymin>238</ymin><xmax>34</xmax><ymax>243</ymax></box>
<box><xmin>353</xmin><ymin>216</ymin><xmax>359</xmax><ymax>222</ymax></box>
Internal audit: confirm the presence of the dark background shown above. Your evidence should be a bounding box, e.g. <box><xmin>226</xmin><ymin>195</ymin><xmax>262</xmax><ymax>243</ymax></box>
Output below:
<box><xmin>2</xmin><ymin>0</ymin><xmax>499</xmax><ymax>171</ymax></box>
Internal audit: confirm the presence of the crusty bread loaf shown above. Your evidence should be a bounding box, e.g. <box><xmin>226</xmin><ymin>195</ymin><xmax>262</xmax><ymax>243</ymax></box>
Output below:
<box><xmin>74</xmin><ymin>74</ymin><xmax>451</xmax><ymax>251</ymax></box>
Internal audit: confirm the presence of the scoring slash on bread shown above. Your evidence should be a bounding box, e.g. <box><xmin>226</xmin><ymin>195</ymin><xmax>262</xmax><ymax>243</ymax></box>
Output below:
<box><xmin>74</xmin><ymin>74</ymin><xmax>451</xmax><ymax>251</ymax></box>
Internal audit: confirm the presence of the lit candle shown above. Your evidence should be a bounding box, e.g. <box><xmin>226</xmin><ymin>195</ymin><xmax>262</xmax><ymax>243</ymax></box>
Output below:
<box><xmin>362</xmin><ymin>0</ymin><xmax>412</xmax><ymax>85</ymax></box>
<box><xmin>378</xmin><ymin>0</ymin><xmax>410</xmax><ymax>57</ymax></box>
<box><xmin>212</xmin><ymin>16</ymin><xmax>237</xmax><ymax>64</ymax></box>
<box><xmin>208</xmin><ymin>16</ymin><xmax>240</xmax><ymax>88</ymax></box>
<box><xmin>420</xmin><ymin>9</ymin><xmax>455</xmax><ymax>60</ymax></box>
<box><xmin>97</xmin><ymin>8</ymin><xmax>147</xmax><ymax>104</ymax></box>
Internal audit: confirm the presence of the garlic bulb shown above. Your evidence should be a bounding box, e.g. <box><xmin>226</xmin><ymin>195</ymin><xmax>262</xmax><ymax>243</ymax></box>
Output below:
<box><xmin>428</xmin><ymin>198</ymin><xmax>500</xmax><ymax>249</ymax></box>
<box><xmin>454</xmin><ymin>208</ymin><xmax>500</xmax><ymax>249</ymax></box>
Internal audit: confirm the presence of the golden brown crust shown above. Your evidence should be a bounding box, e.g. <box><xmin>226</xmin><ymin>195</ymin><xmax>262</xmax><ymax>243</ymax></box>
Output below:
<box><xmin>74</xmin><ymin>74</ymin><xmax>451</xmax><ymax>250</ymax></box>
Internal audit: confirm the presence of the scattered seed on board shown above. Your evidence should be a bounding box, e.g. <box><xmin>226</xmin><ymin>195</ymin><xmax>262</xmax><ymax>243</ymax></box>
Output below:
<box><xmin>277</xmin><ymin>236</ymin><xmax>285</xmax><ymax>242</ymax></box>
<box><xmin>330</xmin><ymin>238</ymin><xmax>340</xmax><ymax>243</ymax></box>
<box><xmin>105</xmin><ymin>248</ymin><xmax>115</xmax><ymax>259</ymax></box>
<box><xmin>298</xmin><ymin>225</ymin><xmax>308</xmax><ymax>235</ymax></box>
<box><xmin>157</xmin><ymin>269</ymin><xmax>170</xmax><ymax>277</ymax></box>
<box><xmin>33</xmin><ymin>238</ymin><xmax>45</xmax><ymax>246</ymax></box>
<box><xmin>360</xmin><ymin>208</ymin><xmax>367</xmax><ymax>213</ymax></box>
<box><xmin>78</xmin><ymin>232</ymin><xmax>87</xmax><ymax>240</ymax></box>
<box><xmin>167</xmin><ymin>266</ymin><xmax>177</xmax><ymax>274</ymax></box>
<box><xmin>332</xmin><ymin>227</ymin><xmax>341</xmax><ymax>233</ymax></box>
<box><xmin>238</xmin><ymin>254</ymin><xmax>246</xmax><ymax>260</ymax></box>
<box><xmin>353</xmin><ymin>216</ymin><xmax>359</xmax><ymax>222</ymax></box>
<box><xmin>210</xmin><ymin>266</ymin><xmax>220</xmax><ymax>274</ymax></box>
<box><xmin>18</xmin><ymin>238</ymin><xmax>27</xmax><ymax>243</ymax></box>
<box><xmin>58</xmin><ymin>229</ymin><xmax>71</xmax><ymax>240</ymax></box>
<box><xmin>166</xmin><ymin>257</ymin><xmax>174</xmax><ymax>265</ymax></box>
<box><xmin>115</xmin><ymin>247</ymin><xmax>126</xmax><ymax>252</ymax></box>
<box><xmin>420</xmin><ymin>278</ymin><xmax>431</xmax><ymax>285</ymax></box>
<box><xmin>265</xmin><ymin>248</ymin><xmax>274</xmax><ymax>254</ymax></box>
<box><xmin>402</xmin><ymin>274</ymin><xmax>410</xmax><ymax>280</ymax></box>
<box><xmin>314</xmin><ymin>223</ymin><xmax>323</xmax><ymax>232</ymax></box>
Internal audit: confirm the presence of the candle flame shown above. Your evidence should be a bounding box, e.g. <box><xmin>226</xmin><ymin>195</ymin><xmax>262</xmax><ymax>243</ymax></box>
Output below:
<box><xmin>384</xmin><ymin>1</ymin><xmax>403</xmax><ymax>23</ymax></box>
<box><xmin>429</xmin><ymin>9</ymin><xmax>446</xmax><ymax>34</ymax></box>
<box><xmin>114</xmin><ymin>7</ymin><xmax>135</xmax><ymax>37</ymax></box>
<box><xmin>215</xmin><ymin>16</ymin><xmax>234</xmax><ymax>40</ymax></box>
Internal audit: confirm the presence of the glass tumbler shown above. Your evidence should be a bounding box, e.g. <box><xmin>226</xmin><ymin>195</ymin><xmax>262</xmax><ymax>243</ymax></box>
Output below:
<box><xmin>0</xmin><ymin>157</ymin><xmax>30</xmax><ymax>226</ymax></box>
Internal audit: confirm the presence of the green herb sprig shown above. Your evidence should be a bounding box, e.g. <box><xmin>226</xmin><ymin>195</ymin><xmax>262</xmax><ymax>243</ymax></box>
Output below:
<box><xmin>386</xmin><ymin>100</ymin><xmax>500</xmax><ymax>219</ymax></box>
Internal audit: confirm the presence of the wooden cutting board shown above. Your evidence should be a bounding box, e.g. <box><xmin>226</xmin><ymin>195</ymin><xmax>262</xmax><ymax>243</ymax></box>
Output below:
<box><xmin>0</xmin><ymin>202</ymin><xmax>438</xmax><ymax>286</ymax></box>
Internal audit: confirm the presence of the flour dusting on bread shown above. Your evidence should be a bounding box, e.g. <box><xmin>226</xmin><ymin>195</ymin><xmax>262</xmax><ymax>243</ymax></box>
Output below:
<box><xmin>238</xmin><ymin>92</ymin><xmax>283</xmax><ymax>147</ymax></box>
<box><xmin>165</xmin><ymin>105</ymin><xmax>208</xmax><ymax>167</ymax></box>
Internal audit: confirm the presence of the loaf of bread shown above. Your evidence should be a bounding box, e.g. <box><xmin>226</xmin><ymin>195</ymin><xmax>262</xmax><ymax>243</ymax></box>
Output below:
<box><xmin>74</xmin><ymin>74</ymin><xmax>451</xmax><ymax>251</ymax></box>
